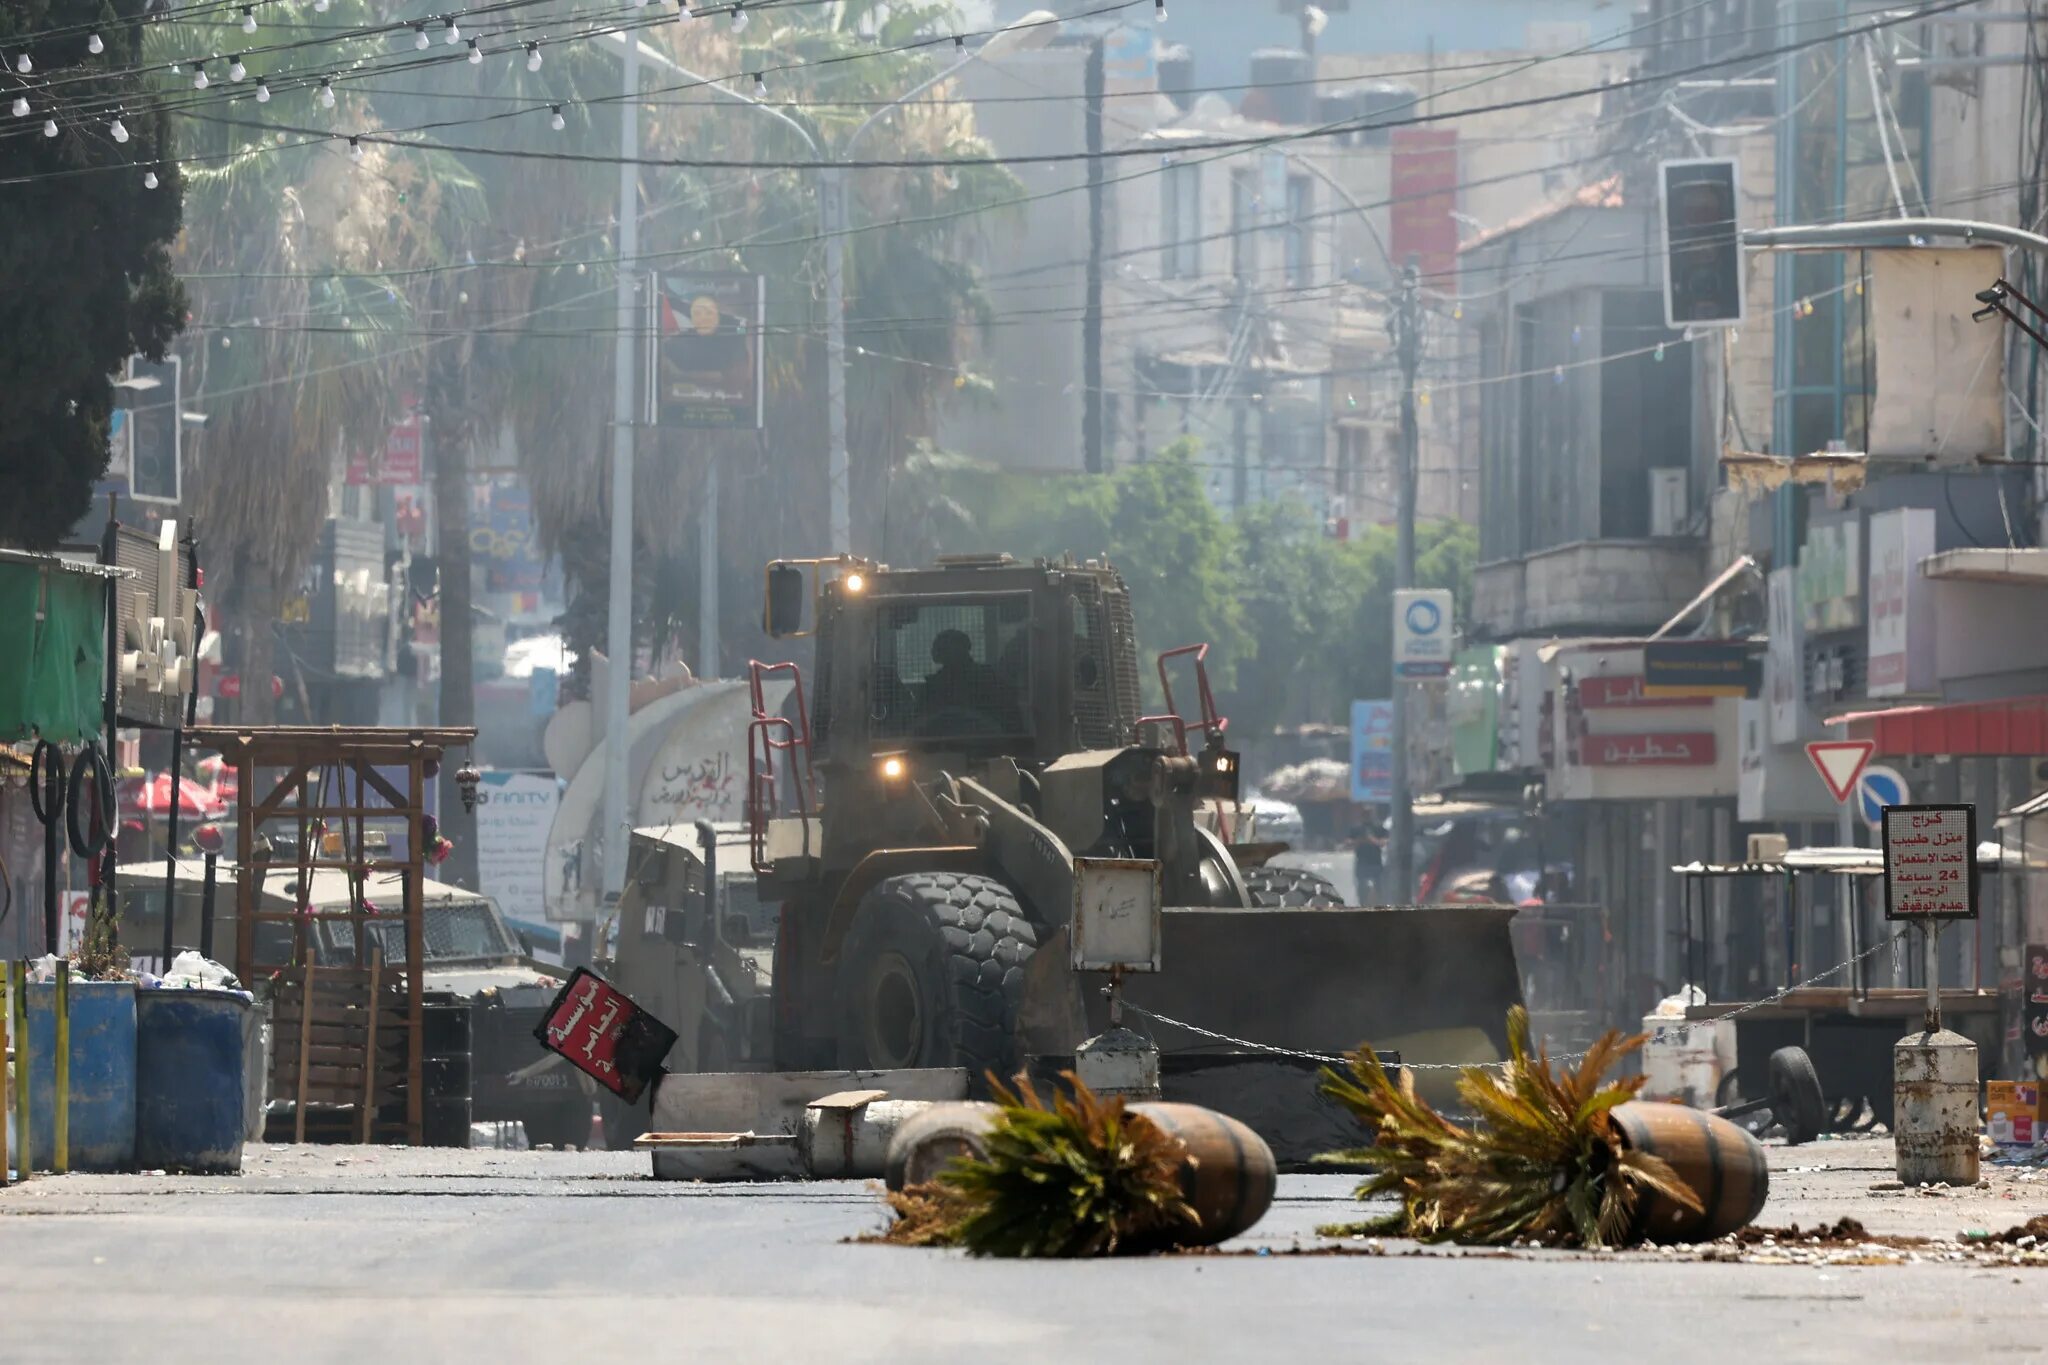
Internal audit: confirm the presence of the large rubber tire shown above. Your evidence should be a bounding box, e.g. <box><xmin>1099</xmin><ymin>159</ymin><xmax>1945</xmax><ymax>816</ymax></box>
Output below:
<box><xmin>835</xmin><ymin>872</ymin><xmax>1038</xmax><ymax>1084</ymax></box>
<box><xmin>1768</xmin><ymin>1046</ymin><xmax>1827</xmax><ymax>1146</ymax></box>
<box><xmin>1240</xmin><ymin>864</ymin><xmax>1345</xmax><ymax>908</ymax></box>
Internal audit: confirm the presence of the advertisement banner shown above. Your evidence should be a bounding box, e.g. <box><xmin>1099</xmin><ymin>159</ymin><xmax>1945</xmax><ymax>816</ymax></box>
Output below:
<box><xmin>650</xmin><ymin>272</ymin><xmax>766</xmax><ymax>429</ymax></box>
<box><xmin>1766</xmin><ymin>566</ymin><xmax>1806</xmax><ymax>743</ymax></box>
<box><xmin>473</xmin><ymin>478</ymin><xmax>544</xmax><ymax>594</ymax></box>
<box><xmin>1350</xmin><ymin>699</ymin><xmax>1393</xmax><ymax>804</ymax></box>
<box><xmin>1448</xmin><ymin>648</ymin><xmax>1500</xmax><ymax>776</ymax></box>
<box><xmin>475</xmin><ymin>770</ymin><xmax>560</xmax><ymax>925</ymax></box>
<box><xmin>1867</xmin><ymin>507</ymin><xmax>1936</xmax><ymax>697</ymax></box>
<box><xmin>1389</xmin><ymin>128</ymin><xmax>1459</xmax><ymax>291</ymax></box>
<box><xmin>1643</xmin><ymin>640</ymin><xmax>1760</xmax><ymax>698</ymax></box>
<box><xmin>1799</xmin><ymin>518</ymin><xmax>1862</xmax><ymax>633</ymax></box>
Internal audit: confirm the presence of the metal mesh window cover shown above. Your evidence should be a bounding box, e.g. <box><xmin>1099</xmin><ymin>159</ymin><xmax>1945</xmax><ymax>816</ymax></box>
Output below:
<box><xmin>1105</xmin><ymin>587</ymin><xmax>1141</xmax><ymax>743</ymax></box>
<box><xmin>871</xmin><ymin>596</ymin><xmax>1030</xmax><ymax>740</ymax></box>
<box><xmin>362</xmin><ymin>899</ymin><xmax>514</xmax><ymax>965</ymax></box>
<box><xmin>1070</xmin><ymin>583</ymin><xmax>1122</xmax><ymax>750</ymax></box>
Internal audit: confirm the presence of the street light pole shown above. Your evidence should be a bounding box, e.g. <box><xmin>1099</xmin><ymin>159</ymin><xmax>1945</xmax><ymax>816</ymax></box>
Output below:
<box><xmin>824</xmin><ymin>10</ymin><xmax>1061</xmax><ymax>555</ymax></box>
<box><xmin>1387</xmin><ymin>263</ymin><xmax>1422</xmax><ymax>904</ymax></box>
<box><xmin>601</xmin><ymin>35</ymin><xmax>642</xmax><ymax>903</ymax></box>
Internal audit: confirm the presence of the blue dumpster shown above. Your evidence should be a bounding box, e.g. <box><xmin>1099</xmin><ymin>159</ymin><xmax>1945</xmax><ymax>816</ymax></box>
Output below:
<box><xmin>135</xmin><ymin>988</ymin><xmax>251</xmax><ymax>1174</ymax></box>
<box><xmin>26</xmin><ymin>980</ymin><xmax>137</xmax><ymax>1172</ymax></box>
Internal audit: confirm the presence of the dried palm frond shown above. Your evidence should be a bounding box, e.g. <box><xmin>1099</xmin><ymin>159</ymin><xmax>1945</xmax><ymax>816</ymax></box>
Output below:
<box><xmin>1319</xmin><ymin>1006</ymin><xmax>1702</xmax><ymax>1248</ymax></box>
<box><xmin>879</xmin><ymin>1072</ymin><xmax>1196</xmax><ymax>1258</ymax></box>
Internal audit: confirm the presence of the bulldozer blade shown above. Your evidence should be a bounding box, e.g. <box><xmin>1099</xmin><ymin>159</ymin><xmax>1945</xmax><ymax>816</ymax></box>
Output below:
<box><xmin>1017</xmin><ymin>904</ymin><xmax>1524</xmax><ymax>1139</ymax></box>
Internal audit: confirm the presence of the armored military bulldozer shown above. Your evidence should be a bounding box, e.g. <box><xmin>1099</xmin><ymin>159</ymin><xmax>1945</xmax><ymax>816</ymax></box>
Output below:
<box><xmin>593</xmin><ymin>554</ymin><xmax>1525</xmax><ymax>1149</ymax></box>
<box><xmin>714</xmin><ymin>552</ymin><xmax>1523</xmax><ymax>1100</ymax></box>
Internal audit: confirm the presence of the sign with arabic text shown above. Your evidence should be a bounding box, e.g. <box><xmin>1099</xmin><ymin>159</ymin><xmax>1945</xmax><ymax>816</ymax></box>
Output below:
<box><xmin>533</xmin><ymin>968</ymin><xmax>678</xmax><ymax>1103</ymax></box>
<box><xmin>2025</xmin><ymin>944</ymin><xmax>2048</xmax><ymax>1056</ymax></box>
<box><xmin>1582</xmin><ymin>732</ymin><xmax>1717</xmax><ymax>767</ymax></box>
<box><xmin>1881</xmin><ymin>804</ymin><xmax>1978</xmax><ymax>922</ymax></box>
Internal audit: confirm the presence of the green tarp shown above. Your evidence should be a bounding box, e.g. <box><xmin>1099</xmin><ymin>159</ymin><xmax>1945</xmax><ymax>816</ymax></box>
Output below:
<box><xmin>0</xmin><ymin>560</ymin><xmax>106</xmax><ymax>744</ymax></box>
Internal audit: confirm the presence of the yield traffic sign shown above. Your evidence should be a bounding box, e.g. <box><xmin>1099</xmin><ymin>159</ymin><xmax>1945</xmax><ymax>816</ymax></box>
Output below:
<box><xmin>1806</xmin><ymin>739</ymin><xmax>1876</xmax><ymax>805</ymax></box>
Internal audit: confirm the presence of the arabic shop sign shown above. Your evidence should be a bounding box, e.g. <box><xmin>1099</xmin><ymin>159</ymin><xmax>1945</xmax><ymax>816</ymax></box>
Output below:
<box><xmin>1582</xmin><ymin>732</ymin><xmax>1717</xmax><ymax>767</ymax></box>
<box><xmin>1798</xmin><ymin>517</ymin><xmax>1863</xmax><ymax>634</ymax></box>
<box><xmin>1881</xmin><ymin>804</ymin><xmax>1978</xmax><ymax>921</ymax></box>
<box><xmin>534</xmin><ymin>968</ymin><xmax>677</xmax><ymax>1103</ymax></box>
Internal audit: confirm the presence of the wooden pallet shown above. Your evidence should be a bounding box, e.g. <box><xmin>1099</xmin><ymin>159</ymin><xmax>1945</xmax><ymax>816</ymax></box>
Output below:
<box><xmin>269</xmin><ymin>961</ymin><xmax>411</xmax><ymax>1142</ymax></box>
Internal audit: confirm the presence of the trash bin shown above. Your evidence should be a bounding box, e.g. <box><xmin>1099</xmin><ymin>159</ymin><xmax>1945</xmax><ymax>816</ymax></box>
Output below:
<box><xmin>26</xmin><ymin>980</ymin><xmax>137</xmax><ymax>1172</ymax></box>
<box><xmin>135</xmin><ymin>988</ymin><xmax>252</xmax><ymax>1174</ymax></box>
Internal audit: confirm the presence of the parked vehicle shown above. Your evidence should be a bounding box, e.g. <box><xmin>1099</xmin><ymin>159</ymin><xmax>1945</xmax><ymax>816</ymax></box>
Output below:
<box><xmin>116</xmin><ymin>861</ymin><xmax>587</xmax><ymax>1148</ymax></box>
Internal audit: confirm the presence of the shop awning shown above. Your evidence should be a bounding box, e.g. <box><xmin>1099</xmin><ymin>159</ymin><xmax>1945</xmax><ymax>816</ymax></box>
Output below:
<box><xmin>0</xmin><ymin>551</ymin><xmax>124</xmax><ymax>745</ymax></box>
<box><xmin>1829</xmin><ymin>694</ymin><xmax>2048</xmax><ymax>757</ymax></box>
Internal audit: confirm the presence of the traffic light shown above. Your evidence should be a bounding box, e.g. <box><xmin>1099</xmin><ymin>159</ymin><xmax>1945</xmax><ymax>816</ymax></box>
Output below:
<box><xmin>125</xmin><ymin>354</ymin><xmax>182</xmax><ymax>503</ymax></box>
<box><xmin>1660</xmin><ymin>158</ymin><xmax>1744</xmax><ymax>329</ymax></box>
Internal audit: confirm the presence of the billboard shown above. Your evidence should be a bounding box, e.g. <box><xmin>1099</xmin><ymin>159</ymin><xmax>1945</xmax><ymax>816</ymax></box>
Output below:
<box><xmin>475</xmin><ymin>769</ymin><xmax>560</xmax><ymax>926</ymax></box>
<box><xmin>1389</xmin><ymin>128</ymin><xmax>1459</xmax><ymax>288</ymax></box>
<box><xmin>1350</xmin><ymin>699</ymin><xmax>1393</xmax><ymax>804</ymax></box>
<box><xmin>648</xmin><ymin>272</ymin><xmax>766</xmax><ymax>429</ymax></box>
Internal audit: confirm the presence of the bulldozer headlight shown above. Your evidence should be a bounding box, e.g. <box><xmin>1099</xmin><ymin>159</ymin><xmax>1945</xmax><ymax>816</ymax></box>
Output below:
<box><xmin>843</xmin><ymin>571</ymin><xmax>866</xmax><ymax>594</ymax></box>
<box><xmin>1215</xmin><ymin>755</ymin><xmax>1234</xmax><ymax>775</ymax></box>
<box><xmin>879</xmin><ymin>755</ymin><xmax>906</xmax><ymax>781</ymax></box>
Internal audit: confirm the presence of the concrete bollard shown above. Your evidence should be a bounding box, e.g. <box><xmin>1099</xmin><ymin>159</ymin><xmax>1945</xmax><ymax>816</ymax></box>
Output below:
<box><xmin>1894</xmin><ymin>1029</ymin><xmax>1979</xmax><ymax>1187</ymax></box>
<box><xmin>1075</xmin><ymin>1026</ymin><xmax>1161</xmax><ymax>1100</ymax></box>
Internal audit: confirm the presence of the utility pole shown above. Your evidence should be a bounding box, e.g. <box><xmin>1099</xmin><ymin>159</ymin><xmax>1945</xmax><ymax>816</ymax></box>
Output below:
<box><xmin>601</xmin><ymin>38</ymin><xmax>641</xmax><ymax>906</ymax></box>
<box><xmin>1386</xmin><ymin>262</ymin><xmax>1421</xmax><ymax>904</ymax></box>
<box><xmin>1082</xmin><ymin>36</ymin><xmax>1105</xmax><ymax>474</ymax></box>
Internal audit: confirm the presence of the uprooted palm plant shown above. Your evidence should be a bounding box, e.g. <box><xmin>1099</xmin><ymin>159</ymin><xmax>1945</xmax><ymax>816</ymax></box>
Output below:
<box><xmin>1319</xmin><ymin>1006</ymin><xmax>1701</xmax><ymax>1248</ymax></box>
<box><xmin>882</xmin><ymin>1073</ymin><xmax>1194</xmax><ymax>1257</ymax></box>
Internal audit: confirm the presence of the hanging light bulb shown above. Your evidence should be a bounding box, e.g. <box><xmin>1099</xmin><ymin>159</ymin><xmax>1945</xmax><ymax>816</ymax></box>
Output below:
<box><xmin>443</xmin><ymin>17</ymin><xmax>460</xmax><ymax>45</ymax></box>
<box><xmin>314</xmin><ymin>0</ymin><xmax>329</xmax><ymax>9</ymax></box>
<box><xmin>228</xmin><ymin>56</ymin><xmax>247</xmax><ymax>82</ymax></box>
<box><xmin>42</xmin><ymin>118</ymin><xmax>56</xmax><ymax>137</ymax></box>
<box><xmin>9</xmin><ymin>96</ymin><xmax>25</xmax><ymax>117</ymax></box>
<box><xmin>348</xmin><ymin>135</ymin><xmax>363</xmax><ymax>161</ymax></box>
<box><xmin>319</xmin><ymin>77</ymin><xmax>335</xmax><ymax>108</ymax></box>
<box><xmin>466</xmin><ymin>38</ymin><xmax>481</xmax><ymax>64</ymax></box>
<box><xmin>241</xmin><ymin>6</ymin><xmax>257</xmax><ymax>34</ymax></box>
<box><xmin>110</xmin><ymin>115</ymin><xmax>128</xmax><ymax>142</ymax></box>
<box><xmin>254</xmin><ymin>78</ymin><xmax>270</xmax><ymax>103</ymax></box>
<box><xmin>525</xmin><ymin>42</ymin><xmax>542</xmax><ymax>72</ymax></box>
<box><xmin>1155</xmin><ymin>0</ymin><xmax>1167</xmax><ymax>21</ymax></box>
<box><xmin>87</xmin><ymin>33</ymin><xmax>104</xmax><ymax>54</ymax></box>
<box><xmin>550</xmin><ymin>104</ymin><xmax>566</xmax><ymax>131</ymax></box>
<box><xmin>16</xmin><ymin>53</ymin><xmax>32</xmax><ymax>74</ymax></box>
<box><xmin>677</xmin><ymin>1</ymin><xmax>693</xmax><ymax>17</ymax></box>
<box><xmin>144</xmin><ymin>168</ymin><xmax>159</xmax><ymax>189</ymax></box>
<box><xmin>751</xmin><ymin>71</ymin><xmax>766</xmax><ymax>98</ymax></box>
<box><xmin>193</xmin><ymin>62</ymin><xmax>208</xmax><ymax>89</ymax></box>
<box><xmin>731</xmin><ymin>3</ymin><xmax>749</xmax><ymax>33</ymax></box>
<box><xmin>413</xmin><ymin>24</ymin><xmax>430</xmax><ymax>50</ymax></box>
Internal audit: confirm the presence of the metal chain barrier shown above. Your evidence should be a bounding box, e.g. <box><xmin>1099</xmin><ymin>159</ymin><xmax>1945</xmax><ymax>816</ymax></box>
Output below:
<box><xmin>1120</xmin><ymin>931</ymin><xmax>1909</xmax><ymax>1073</ymax></box>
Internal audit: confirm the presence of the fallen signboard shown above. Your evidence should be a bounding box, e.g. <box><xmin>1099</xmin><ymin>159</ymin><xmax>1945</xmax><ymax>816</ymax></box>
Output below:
<box><xmin>533</xmin><ymin>968</ymin><xmax>678</xmax><ymax>1104</ymax></box>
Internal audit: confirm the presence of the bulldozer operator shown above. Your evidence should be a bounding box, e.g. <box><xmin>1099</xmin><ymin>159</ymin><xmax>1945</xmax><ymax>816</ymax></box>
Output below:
<box><xmin>917</xmin><ymin>627</ymin><xmax>1022</xmax><ymax>735</ymax></box>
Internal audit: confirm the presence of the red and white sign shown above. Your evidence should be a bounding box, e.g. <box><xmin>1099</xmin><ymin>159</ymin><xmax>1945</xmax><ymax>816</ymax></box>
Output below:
<box><xmin>1583</xmin><ymin>732</ymin><xmax>1717</xmax><ymax>767</ymax></box>
<box><xmin>346</xmin><ymin>404</ymin><xmax>424</xmax><ymax>486</ymax></box>
<box><xmin>534</xmin><ymin>968</ymin><xmax>674</xmax><ymax>1102</ymax></box>
<box><xmin>1577</xmin><ymin>675</ymin><xmax>1699</xmax><ymax>709</ymax></box>
<box><xmin>1881</xmin><ymin>804</ymin><xmax>1978</xmax><ymax>921</ymax></box>
<box><xmin>1806</xmin><ymin>739</ymin><xmax>1876</xmax><ymax>804</ymax></box>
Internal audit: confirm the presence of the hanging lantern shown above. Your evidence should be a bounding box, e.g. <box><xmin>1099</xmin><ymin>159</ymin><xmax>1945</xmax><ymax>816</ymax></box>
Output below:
<box><xmin>456</xmin><ymin>760</ymin><xmax>482</xmax><ymax>814</ymax></box>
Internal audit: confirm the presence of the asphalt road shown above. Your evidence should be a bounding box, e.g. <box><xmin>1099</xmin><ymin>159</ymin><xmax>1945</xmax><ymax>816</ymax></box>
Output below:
<box><xmin>6</xmin><ymin>1138</ymin><xmax>2048</xmax><ymax>1364</ymax></box>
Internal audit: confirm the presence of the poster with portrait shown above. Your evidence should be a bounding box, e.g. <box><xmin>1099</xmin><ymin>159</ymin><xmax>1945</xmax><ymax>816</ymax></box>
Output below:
<box><xmin>649</xmin><ymin>271</ymin><xmax>765</xmax><ymax>429</ymax></box>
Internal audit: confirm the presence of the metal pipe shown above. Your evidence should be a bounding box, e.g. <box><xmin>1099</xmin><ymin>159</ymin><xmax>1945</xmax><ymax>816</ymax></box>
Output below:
<box><xmin>1</xmin><ymin>963</ymin><xmax>9</xmax><ymax>1181</ymax></box>
<box><xmin>52</xmin><ymin>960</ymin><xmax>67</xmax><ymax>1175</ymax></box>
<box><xmin>1744</xmin><ymin>218</ymin><xmax>2048</xmax><ymax>257</ymax></box>
<box><xmin>601</xmin><ymin>36</ymin><xmax>643</xmax><ymax>904</ymax></box>
<box><xmin>199</xmin><ymin>851</ymin><xmax>218</xmax><ymax>964</ymax></box>
<box><xmin>12</xmin><ymin>959</ymin><xmax>28</xmax><ymax>1180</ymax></box>
<box><xmin>161</xmin><ymin>728</ymin><xmax>183</xmax><ymax>971</ymax></box>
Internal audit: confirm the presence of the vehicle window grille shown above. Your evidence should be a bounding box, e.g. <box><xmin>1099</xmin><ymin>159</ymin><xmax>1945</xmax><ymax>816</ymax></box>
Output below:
<box><xmin>1071</xmin><ymin>583</ymin><xmax>1119</xmax><ymax>750</ymax></box>
<box><xmin>871</xmin><ymin>599</ymin><xmax>1030</xmax><ymax>740</ymax></box>
<box><xmin>1105</xmin><ymin>587</ymin><xmax>1141</xmax><ymax>744</ymax></box>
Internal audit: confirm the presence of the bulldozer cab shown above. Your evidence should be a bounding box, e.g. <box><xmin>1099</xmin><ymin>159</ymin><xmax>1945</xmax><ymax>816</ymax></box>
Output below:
<box><xmin>766</xmin><ymin>553</ymin><xmax>1142</xmax><ymax>771</ymax></box>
